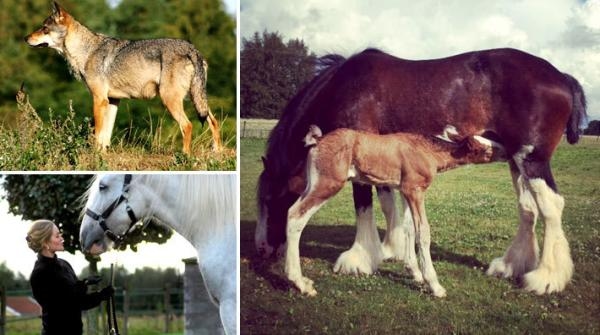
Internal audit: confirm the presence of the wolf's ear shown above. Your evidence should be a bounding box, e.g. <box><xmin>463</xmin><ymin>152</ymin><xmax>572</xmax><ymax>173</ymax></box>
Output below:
<box><xmin>52</xmin><ymin>2</ymin><xmax>68</xmax><ymax>22</ymax></box>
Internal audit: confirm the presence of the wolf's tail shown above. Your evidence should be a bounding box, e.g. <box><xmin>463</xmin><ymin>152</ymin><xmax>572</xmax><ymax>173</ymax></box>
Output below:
<box><xmin>563</xmin><ymin>72</ymin><xmax>588</xmax><ymax>144</ymax></box>
<box><xmin>190</xmin><ymin>51</ymin><xmax>222</xmax><ymax>151</ymax></box>
<box><xmin>304</xmin><ymin>125</ymin><xmax>323</xmax><ymax>147</ymax></box>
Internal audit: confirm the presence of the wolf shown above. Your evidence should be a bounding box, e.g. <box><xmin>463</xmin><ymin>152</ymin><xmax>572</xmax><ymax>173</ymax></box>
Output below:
<box><xmin>25</xmin><ymin>2</ymin><xmax>222</xmax><ymax>154</ymax></box>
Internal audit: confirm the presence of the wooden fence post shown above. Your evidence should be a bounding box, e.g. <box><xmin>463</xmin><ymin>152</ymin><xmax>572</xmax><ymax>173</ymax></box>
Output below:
<box><xmin>163</xmin><ymin>283</ymin><xmax>172</xmax><ymax>333</ymax></box>
<box><xmin>122</xmin><ymin>285</ymin><xmax>129</xmax><ymax>335</ymax></box>
<box><xmin>182</xmin><ymin>258</ymin><xmax>222</xmax><ymax>335</ymax></box>
<box><xmin>0</xmin><ymin>286</ymin><xmax>6</xmax><ymax>335</ymax></box>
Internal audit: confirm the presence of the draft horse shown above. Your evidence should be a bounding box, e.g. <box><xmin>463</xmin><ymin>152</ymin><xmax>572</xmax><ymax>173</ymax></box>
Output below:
<box><xmin>80</xmin><ymin>174</ymin><xmax>237</xmax><ymax>335</ymax></box>
<box><xmin>257</xmin><ymin>48</ymin><xmax>587</xmax><ymax>295</ymax></box>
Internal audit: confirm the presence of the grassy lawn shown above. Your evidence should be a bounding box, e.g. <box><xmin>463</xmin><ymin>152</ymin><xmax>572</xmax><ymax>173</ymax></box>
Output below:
<box><xmin>240</xmin><ymin>137</ymin><xmax>600</xmax><ymax>334</ymax></box>
<box><xmin>5</xmin><ymin>315</ymin><xmax>184</xmax><ymax>335</ymax></box>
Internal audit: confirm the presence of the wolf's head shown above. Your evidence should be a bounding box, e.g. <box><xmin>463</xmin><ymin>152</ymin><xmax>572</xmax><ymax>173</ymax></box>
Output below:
<box><xmin>24</xmin><ymin>2</ymin><xmax>71</xmax><ymax>53</ymax></box>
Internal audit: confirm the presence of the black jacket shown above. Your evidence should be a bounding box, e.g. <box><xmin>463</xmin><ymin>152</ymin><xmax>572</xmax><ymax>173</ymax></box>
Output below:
<box><xmin>30</xmin><ymin>254</ymin><xmax>104</xmax><ymax>335</ymax></box>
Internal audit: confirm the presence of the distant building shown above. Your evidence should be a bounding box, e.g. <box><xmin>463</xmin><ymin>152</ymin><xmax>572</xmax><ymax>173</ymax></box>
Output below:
<box><xmin>6</xmin><ymin>296</ymin><xmax>41</xmax><ymax>317</ymax></box>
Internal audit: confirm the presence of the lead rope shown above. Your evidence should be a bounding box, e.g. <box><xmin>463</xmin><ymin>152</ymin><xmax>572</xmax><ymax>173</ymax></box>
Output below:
<box><xmin>108</xmin><ymin>263</ymin><xmax>120</xmax><ymax>335</ymax></box>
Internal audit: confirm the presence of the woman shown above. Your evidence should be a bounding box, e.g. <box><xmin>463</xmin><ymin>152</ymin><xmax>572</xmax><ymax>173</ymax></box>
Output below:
<box><xmin>27</xmin><ymin>219</ymin><xmax>113</xmax><ymax>335</ymax></box>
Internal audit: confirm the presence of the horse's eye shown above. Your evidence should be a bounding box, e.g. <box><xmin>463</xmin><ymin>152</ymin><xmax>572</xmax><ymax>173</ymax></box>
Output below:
<box><xmin>99</xmin><ymin>183</ymin><xmax>107</xmax><ymax>191</ymax></box>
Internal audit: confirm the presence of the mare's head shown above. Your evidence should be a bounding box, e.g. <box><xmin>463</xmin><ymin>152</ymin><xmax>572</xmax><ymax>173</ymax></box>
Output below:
<box><xmin>256</xmin><ymin>156</ymin><xmax>306</xmax><ymax>257</ymax></box>
<box><xmin>80</xmin><ymin>174</ymin><xmax>147</xmax><ymax>255</ymax></box>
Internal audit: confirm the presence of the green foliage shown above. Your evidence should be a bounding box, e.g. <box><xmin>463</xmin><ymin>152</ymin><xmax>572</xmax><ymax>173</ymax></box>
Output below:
<box><xmin>241</xmin><ymin>31</ymin><xmax>317</xmax><ymax>119</ymax></box>
<box><xmin>1</xmin><ymin>174</ymin><xmax>173</xmax><ymax>255</ymax></box>
<box><xmin>584</xmin><ymin>119</ymin><xmax>600</xmax><ymax>135</ymax></box>
<box><xmin>0</xmin><ymin>262</ymin><xmax>29</xmax><ymax>290</ymax></box>
<box><xmin>241</xmin><ymin>137</ymin><xmax>600</xmax><ymax>334</ymax></box>
<box><xmin>0</xmin><ymin>0</ymin><xmax>236</xmax><ymax>150</ymax></box>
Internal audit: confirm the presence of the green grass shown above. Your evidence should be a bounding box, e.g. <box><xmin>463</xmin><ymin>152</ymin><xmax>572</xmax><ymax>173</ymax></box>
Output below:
<box><xmin>241</xmin><ymin>137</ymin><xmax>600</xmax><ymax>334</ymax></box>
<box><xmin>0</xmin><ymin>90</ymin><xmax>236</xmax><ymax>171</ymax></box>
<box><xmin>4</xmin><ymin>315</ymin><xmax>184</xmax><ymax>335</ymax></box>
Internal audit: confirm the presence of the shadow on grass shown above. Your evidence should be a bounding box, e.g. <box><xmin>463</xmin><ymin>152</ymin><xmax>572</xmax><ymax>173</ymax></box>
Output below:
<box><xmin>241</xmin><ymin>220</ymin><xmax>487</xmax><ymax>293</ymax></box>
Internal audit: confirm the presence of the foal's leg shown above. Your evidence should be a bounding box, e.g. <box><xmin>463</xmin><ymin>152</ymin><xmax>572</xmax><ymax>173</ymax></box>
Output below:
<box><xmin>334</xmin><ymin>183</ymin><xmax>384</xmax><ymax>275</ymax></box>
<box><xmin>403</xmin><ymin>189</ymin><xmax>446</xmax><ymax>297</ymax></box>
<box><xmin>286</xmin><ymin>177</ymin><xmax>344</xmax><ymax>296</ymax></box>
<box><xmin>399</xmin><ymin>195</ymin><xmax>423</xmax><ymax>283</ymax></box>
<box><xmin>487</xmin><ymin>163</ymin><xmax>540</xmax><ymax>278</ymax></box>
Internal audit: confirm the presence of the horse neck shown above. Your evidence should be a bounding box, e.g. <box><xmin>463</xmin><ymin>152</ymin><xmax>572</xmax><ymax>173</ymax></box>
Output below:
<box><xmin>140</xmin><ymin>175</ymin><xmax>235</xmax><ymax>249</ymax></box>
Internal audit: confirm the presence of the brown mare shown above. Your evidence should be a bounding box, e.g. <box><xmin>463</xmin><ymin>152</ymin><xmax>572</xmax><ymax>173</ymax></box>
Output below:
<box><xmin>286</xmin><ymin>125</ymin><xmax>506</xmax><ymax>296</ymax></box>
<box><xmin>257</xmin><ymin>48</ymin><xmax>587</xmax><ymax>295</ymax></box>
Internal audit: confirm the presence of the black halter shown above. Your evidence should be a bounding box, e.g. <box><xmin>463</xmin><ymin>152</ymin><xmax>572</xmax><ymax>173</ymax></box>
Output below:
<box><xmin>85</xmin><ymin>174</ymin><xmax>138</xmax><ymax>246</ymax></box>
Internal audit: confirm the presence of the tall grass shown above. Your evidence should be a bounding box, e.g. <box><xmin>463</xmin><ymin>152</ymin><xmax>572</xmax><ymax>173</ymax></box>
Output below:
<box><xmin>0</xmin><ymin>90</ymin><xmax>236</xmax><ymax>171</ymax></box>
<box><xmin>241</xmin><ymin>137</ymin><xmax>600</xmax><ymax>334</ymax></box>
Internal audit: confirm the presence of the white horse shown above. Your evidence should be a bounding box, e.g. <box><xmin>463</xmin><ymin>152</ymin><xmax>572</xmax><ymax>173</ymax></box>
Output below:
<box><xmin>79</xmin><ymin>174</ymin><xmax>237</xmax><ymax>335</ymax></box>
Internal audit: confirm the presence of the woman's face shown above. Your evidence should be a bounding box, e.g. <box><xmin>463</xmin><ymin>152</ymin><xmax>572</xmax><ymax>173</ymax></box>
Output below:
<box><xmin>46</xmin><ymin>225</ymin><xmax>65</xmax><ymax>253</ymax></box>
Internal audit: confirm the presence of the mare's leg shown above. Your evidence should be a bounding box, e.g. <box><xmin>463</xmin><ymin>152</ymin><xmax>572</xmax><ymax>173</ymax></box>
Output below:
<box><xmin>403</xmin><ymin>189</ymin><xmax>446</xmax><ymax>297</ymax></box>
<box><xmin>522</xmin><ymin>162</ymin><xmax>573</xmax><ymax>294</ymax></box>
<box><xmin>379</xmin><ymin>186</ymin><xmax>410</xmax><ymax>261</ymax></box>
<box><xmin>286</xmin><ymin>175</ymin><xmax>344</xmax><ymax>296</ymax></box>
<box><xmin>487</xmin><ymin>161</ymin><xmax>540</xmax><ymax>278</ymax></box>
<box><xmin>333</xmin><ymin>183</ymin><xmax>383</xmax><ymax>274</ymax></box>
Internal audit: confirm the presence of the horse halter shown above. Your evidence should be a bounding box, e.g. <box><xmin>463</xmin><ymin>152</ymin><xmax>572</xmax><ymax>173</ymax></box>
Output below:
<box><xmin>85</xmin><ymin>174</ymin><xmax>139</xmax><ymax>246</ymax></box>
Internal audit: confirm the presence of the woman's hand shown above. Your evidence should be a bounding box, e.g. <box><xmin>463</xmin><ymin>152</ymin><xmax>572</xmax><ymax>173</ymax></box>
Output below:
<box><xmin>84</xmin><ymin>275</ymin><xmax>102</xmax><ymax>286</ymax></box>
<box><xmin>100</xmin><ymin>285</ymin><xmax>115</xmax><ymax>300</ymax></box>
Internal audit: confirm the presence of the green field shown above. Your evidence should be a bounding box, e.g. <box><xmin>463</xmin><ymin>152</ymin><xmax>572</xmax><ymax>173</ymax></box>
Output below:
<box><xmin>241</xmin><ymin>137</ymin><xmax>600</xmax><ymax>334</ymax></box>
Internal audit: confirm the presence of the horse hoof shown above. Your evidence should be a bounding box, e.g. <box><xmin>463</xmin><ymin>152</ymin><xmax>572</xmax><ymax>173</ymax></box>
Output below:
<box><xmin>334</xmin><ymin>247</ymin><xmax>378</xmax><ymax>275</ymax></box>
<box><xmin>431</xmin><ymin>284</ymin><xmax>447</xmax><ymax>298</ymax></box>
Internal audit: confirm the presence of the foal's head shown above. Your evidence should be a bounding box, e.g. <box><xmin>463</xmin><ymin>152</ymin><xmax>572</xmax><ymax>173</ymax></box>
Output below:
<box><xmin>451</xmin><ymin>136</ymin><xmax>506</xmax><ymax>163</ymax></box>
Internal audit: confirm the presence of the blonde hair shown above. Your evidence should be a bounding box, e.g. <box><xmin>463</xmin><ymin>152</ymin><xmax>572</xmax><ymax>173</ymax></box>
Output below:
<box><xmin>26</xmin><ymin>220</ymin><xmax>56</xmax><ymax>253</ymax></box>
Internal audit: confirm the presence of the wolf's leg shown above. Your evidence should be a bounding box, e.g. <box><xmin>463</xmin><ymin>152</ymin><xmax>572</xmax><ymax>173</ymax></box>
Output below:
<box><xmin>91</xmin><ymin>95</ymin><xmax>112</xmax><ymax>150</ymax></box>
<box><xmin>160</xmin><ymin>86</ymin><xmax>192</xmax><ymax>155</ymax></box>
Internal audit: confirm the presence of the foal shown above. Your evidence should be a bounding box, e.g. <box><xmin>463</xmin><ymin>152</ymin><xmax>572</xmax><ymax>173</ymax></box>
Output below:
<box><xmin>285</xmin><ymin>125</ymin><xmax>505</xmax><ymax>297</ymax></box>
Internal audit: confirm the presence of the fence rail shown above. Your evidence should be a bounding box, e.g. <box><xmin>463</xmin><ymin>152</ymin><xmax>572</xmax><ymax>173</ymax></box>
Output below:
<box><xmin>1</xmin><ymin>286</ymin><xmax>183</xmax><ymax>335</ymax></box>
<box><xmin>240</xmin><ymin>118</ymin><xmax>278</xmax><ymax>138</ymax></box>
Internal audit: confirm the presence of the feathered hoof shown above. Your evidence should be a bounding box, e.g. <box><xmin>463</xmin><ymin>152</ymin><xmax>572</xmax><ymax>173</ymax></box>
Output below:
<box><xmin>523</xmin><ymin>263</ymin><xmax>573</xmax><ymax>295</ymax></box>
<box><xmin>292</xmin><ymin>276</ymin><xmax>317</xmax><ymax>297</ymax></box>
<box><xmin>334</xmin><ymin>247</ymin><xmax>378</xmax><ymax>275</ymax></box>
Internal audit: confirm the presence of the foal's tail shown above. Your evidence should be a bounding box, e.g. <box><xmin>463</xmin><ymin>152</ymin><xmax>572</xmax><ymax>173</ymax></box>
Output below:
<box><xmin>563</xmin><ymin>72</ymin><xmax>588</xmax><ymax>144</ymax></box>
<box><xmin>304</xmin><ymin>124</ymin><xmax>323</xmax><ymax>147</ymax></box>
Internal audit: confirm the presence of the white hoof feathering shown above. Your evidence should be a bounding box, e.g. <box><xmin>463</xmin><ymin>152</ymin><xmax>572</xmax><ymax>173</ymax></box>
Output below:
<box><xmin>381</xmin><ymin>227</ymin><xmax>408</xmax><ymax>261</ymax></box>
<box><xmin>292</xmin><ymin>276</ymin><xmax>317</xmax><ymax>296</ymax></box>
<box><xmin>523</xmin><ymin>239</ymin><xmax>574</xmax><ymax>294</ymax></box>
<box><xmin>431</xmin><ymin>283</ymin><xmax>447</xmax><ymax>298</ymax></box>
<box><xmin>486</xmin><ymin>257</ymin><xmax>514</xmax><ymax>278</ymax></box>
<box><xmin>334</xmin><ymin>243</ymin><xmax>379</xmax><ymax>275</ymax></box>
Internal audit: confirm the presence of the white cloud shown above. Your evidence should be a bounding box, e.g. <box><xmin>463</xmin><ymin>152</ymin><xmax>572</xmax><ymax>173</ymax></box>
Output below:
<box><xmin>241</xmin><ymin>0</ymin><xmax>600</xmax><ymax>120</ymax></box>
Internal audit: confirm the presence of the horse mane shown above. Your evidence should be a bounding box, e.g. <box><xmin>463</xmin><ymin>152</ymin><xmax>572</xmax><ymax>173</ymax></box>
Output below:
<box><xmin>138</xmin><ymin>174</ymin><xmax>236</xmax><ymax>242</ymax></box>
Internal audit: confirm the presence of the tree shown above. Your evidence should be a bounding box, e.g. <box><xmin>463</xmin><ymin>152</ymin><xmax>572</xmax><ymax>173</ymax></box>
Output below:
<box><xmin>1</xmin><ymin>175</ymin><xmax>173</xmax><ymax>255</ymax></box>
<box><xmin>241</xmin><ymin>31</ymin><xmax>316</xmax><ymax>119</ymax></box>
<box><xmin>584</xmin><ymin>119</ymin><xmax>600</xmax><ymax>135</ymax></box>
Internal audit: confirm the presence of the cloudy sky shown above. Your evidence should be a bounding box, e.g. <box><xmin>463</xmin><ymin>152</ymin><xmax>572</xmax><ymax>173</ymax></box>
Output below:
<box><xmin>241</xmin><ymin>0</ymin><xmax>600</xmax><ymax>121</ymax></box>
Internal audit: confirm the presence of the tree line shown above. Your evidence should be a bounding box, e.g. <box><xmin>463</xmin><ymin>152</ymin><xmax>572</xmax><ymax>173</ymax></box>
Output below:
<box><xmin>0</xmin><ymin>0</ymin><xmax>235</xmax><ymax>143</ymax></box>
<box><xmin>241</xmin><ymin>31</ymin><xmax>600</xmax><ymax>128</ymax></box>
